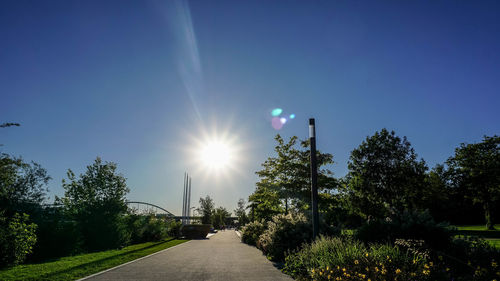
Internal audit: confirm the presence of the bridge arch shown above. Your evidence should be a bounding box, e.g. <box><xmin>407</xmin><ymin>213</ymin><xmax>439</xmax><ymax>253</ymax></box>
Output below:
<box><xmin>126</xmin><ymin>201</ymin><xmax>175</xmax><ymax>217</ymax></box>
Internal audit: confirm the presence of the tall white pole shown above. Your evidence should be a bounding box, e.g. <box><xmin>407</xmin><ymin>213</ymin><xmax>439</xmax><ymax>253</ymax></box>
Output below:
<box><xmin>187</xmin><ymin>177</ymin><xmax>192</xmax><ymax>224</ymax></box>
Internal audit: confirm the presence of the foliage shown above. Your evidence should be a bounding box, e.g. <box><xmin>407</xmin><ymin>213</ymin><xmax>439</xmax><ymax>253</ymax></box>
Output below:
<box><xmin>241</xmin><ymin>220</ymin><xmax>267</xmax><ymax>246</ymax></box>
<box><xmin>446</xmin><ymin>135</ymin><xmax>500</xmax><ymax>229</ymax></box>
<box><xmin>197</xmin><ymin>195</ymin><xmax>215</xmax><ymax>225</ymax></box>
<box><xmin>234</xmin><ymin>198</ymin><xmax>249</xmax><ymax>226</ymax></box>
<box><xmin>247</xmin><ymin>185</ymin><xmax>282</xmax><ymax>222</ymax></box>
<box><xmin>284</xmin><ymin>236</ymin><xmax>432</xmax><ymax>281</ymax></box>
<box><xmin>435</xmin><ymin>236</ymin><xmax>500</xmax><ymax>281</ymax></box>
<box><xmin>0</xmin><ymin>212</ymin><xmax>37</xmax><ymax>267</ymax></box>
<box><xmin>212</xmin><ymin>206</ymin><xmax>231</xmax><ymax>229</ymax></box>
<box><xmin>344</xmin><ymin>129</ymin><xmax>428</xmax><ymax>219</ymax></box>
<box><xmin>0</xmin><ymin>154</ymin><xmax>50</xmax><ymax>216</ymax></box>
<box><xmin>0</xmin><ymin>239</ymin><xmax>188</xmax><ymax>281</ymax></box>
<box><xmin>258</xmin><ymin>212</ymin><xmax>313</xmax><ymax>261</ymax></box>
<box><xmin>354</xmin><ymin>210</ymin><xmax>453</xmax><ymax>250</ymax></box>
<box><xmin>58</xmin><ymin>157</ymin><xmax>130</xmax><ymax>251</ymax></box>
<box><xmin>125</xmin><ymin>214</ymin><xmax>170</xmax><ymax>244</ymax></box>
<box><xmin>166</xmin><ymin>220</ymin><xmax>182</xmax><ymax>238</ymax></box>
<box><xmin>28</xmin><ymin>207</ymin><xmax>82</xmax><ymax>262</ymax></box>
<box><xmin>251</xmin><ymin>134</ymin><xmax>337</xmax><ymax>217</ymax></box>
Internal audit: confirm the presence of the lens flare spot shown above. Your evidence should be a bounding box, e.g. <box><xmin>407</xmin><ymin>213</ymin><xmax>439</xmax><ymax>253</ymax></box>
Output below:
<box><xmin>289</xmin><ymin>114</ymin><xmax>295</xmax><ymax>119</ymax></box>
<box><xmin>271</xmin><ymin>108</ymin><xmax>283</xmax><ymax>117</ymax></box>
<box><xmin>280</xmin><ymin>117</ymin><xmax>287</xmax><ymax>124</ymax></box>
<box><xmin>271</xmin><ymin>117</ymin><xmax>284</xmax><ymax>130</ymax></box>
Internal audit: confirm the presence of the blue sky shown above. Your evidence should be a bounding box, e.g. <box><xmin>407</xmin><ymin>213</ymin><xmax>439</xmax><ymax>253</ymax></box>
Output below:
<box><xmin>1</xmin><ymin>0</ymin><xmax>499</xmax><ymax>215</ymax></box>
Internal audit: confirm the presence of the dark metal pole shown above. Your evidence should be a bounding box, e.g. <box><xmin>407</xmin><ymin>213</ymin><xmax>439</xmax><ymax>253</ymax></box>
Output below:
<box><xmin>309</xmin><ymin>118</ymin><xmax>319</xmax><ymax>239</ymax></box>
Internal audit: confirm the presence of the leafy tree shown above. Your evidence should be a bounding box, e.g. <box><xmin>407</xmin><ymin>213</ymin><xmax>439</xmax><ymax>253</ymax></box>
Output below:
<box><xmin>344</xmin><ymin>129</ymin><xmax>428</xmax><ymax>219</ymax></box>
<box><xmin>0</xmin><ymin>154</ymin><xmax>50</xmax><ymax>216</ymax></box>
<box><xmin>234</xmin><ymin>198</ymin><xmax>249</xmax><ymax>226</ymax></box>
<box><xmin>248</xmin><ymin>184</ymin><xmax>282</xmax><ymax>222</ymax></box>
<box><xmin>58</xmin><ymin>157</ymin><xmax>130</xmax><ymax>251</ymax></box>
<box><xmin>212</xmin><ymin>206</ymin><xmax>231</xmax><ymax>229</ymax></box>
<box><xmin>252</xmin><ymin>135</ymin><xmax>337</xmax><ymax>217</ymax></box>
<box><xmin>197</xmin><ymin>195</ymin><xmax>215</xmax><ymax>225</ymax></box>
<box><xmin>0</xmin><ymin>212</ymin><xmax>37</xmax><ymax>267</ymax></box>
<box><xmin>446</xmin><ymin>135</ymin><xmax>500</xmax><ymax>229</ymax></box>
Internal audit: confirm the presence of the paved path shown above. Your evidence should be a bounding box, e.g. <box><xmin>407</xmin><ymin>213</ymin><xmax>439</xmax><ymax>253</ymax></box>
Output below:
<box><xmin>84</xmin><ymin>230</ymin><xmax>292</xmax><ymax>281</ymax></box>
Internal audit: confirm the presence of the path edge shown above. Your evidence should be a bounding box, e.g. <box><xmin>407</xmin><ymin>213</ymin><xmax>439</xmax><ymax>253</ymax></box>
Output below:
<box><xmin>76</xmin><ymin>240</ymin><xmax>191</xmax><ymax>281</ymax></box>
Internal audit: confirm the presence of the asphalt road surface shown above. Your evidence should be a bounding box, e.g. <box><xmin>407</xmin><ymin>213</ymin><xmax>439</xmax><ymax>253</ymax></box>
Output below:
<box><xmin>82</xmin><ymin>230</ymin><xmax>293</xmax><ymax>281</ymax></box>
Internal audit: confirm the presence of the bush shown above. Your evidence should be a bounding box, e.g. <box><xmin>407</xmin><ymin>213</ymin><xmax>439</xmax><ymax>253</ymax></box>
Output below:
<box><xmin>437</xmin><ymin>236</ymin><xmax>500</xmax><ymax>281</ymax></box>
<box><xmin>241</xmin><ymin>220</ymin><xmax>266</xmax><ymax>246</ymax></box>
<box><xmin>29</xmin><ymin>214</ymin><xmax>82</xmax><ymax>262</ymax></box>
<box><xmin>258</xmin><ymin>213</ymin><xmax>312</xmax><ymax>261</ymax></box>
<box><xmin>0</xmin><ymin>213</ymin><xmax>37</xmax><ymax>267</ymax></box>
<box><xmin>126</xmin><ymin>214</ymin><xmax>172</xmax><ymax>244</ymax></box>
<box><xmin>355</xmin><ymin>210</ymin><xmax>453</xmax><ymax>250</ymax></box>
<box><xmin>166</xmin><ymin>220</ymin><xmax>182</xmax><ymax>238</ymax></box>
<box><xmin>283</xmin><ymin>236</ymin><xmax>432</xmax><ymax>281</ymax></box>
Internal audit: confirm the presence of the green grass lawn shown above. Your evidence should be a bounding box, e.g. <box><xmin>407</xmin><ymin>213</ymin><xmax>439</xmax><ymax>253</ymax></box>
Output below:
<box><xmin>454</xmin><ymin>225</ymin><xmax>500</xmax><ymax>249</ymax></box>
<box><xmin>455</xmin><ymin>224</ymin><xmax>500</xmax><ymax>231</ymax></box>
<box><xmin>0</xmin><ymin>238</ymin><xmax>188</xmax><ymax>281</ymax></box>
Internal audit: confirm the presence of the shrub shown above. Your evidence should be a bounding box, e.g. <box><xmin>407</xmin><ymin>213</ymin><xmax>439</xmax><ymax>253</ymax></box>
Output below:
<box><xmin>126</xmin><ymin>214</ymin><xmax>173</xmax><ymax>243</ymax></box>
<box><xmin>0</xmin><ymin>213</ymin><xmax>37</xmax><ymax>267</ymax></box>
<box><xmin>29</xmin><ymin>216</ymin><xmax>82</xmax><ymax>262</ymax></box>
<box><xmin>258</xmin><ymin>213</ymin><xmax>312</xmax><ymax>261</ymax></box>
<box><xmin>283</xmin><ymin>236</ymin><xmax>432</xmax><ymax>281</ymax></box>
<box><xmin>241</xmin><ymin>220</ymin><xmax>266</xmax><ymax>246</ymax></box>
<box><xmin>355</xmin><ymin>210</ymin><xmax>453</xmax><ymax>250</ymax></box>
<box><xmin>166</xmin><ymin>220</ymin><xmax>182</xmax><ymax>238</ymax></box>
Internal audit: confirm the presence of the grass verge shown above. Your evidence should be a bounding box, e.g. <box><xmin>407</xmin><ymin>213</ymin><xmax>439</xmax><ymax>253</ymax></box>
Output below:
<box><xmin>455</xmin><ymin>225</ymin><xmax>500</xmax><ymax>248</ymax></box>
<box><xmin>0</xmin><ymin>238</ymin><xmax>188</xmax><ymax>281</ymax></box>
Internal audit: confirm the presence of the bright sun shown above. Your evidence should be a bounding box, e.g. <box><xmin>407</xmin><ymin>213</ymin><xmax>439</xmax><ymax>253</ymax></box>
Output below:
<box><xmin>200</xmin><ymin>141</ymin><xmax>232</xmax><ymax>169</ymax></box>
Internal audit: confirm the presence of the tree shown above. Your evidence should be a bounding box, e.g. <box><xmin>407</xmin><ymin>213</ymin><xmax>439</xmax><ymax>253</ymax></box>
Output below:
<box><xmin>0</xmin><ymin>154</ymin><xmax>50</xmax><ymax>216</ymax></box>
<box><xmin>212</xmin><ymin>207</ymin><xmax>231</xmax><ymax>229</ymax></box>
<box><xmin>252</xmin><ymin>135</ymin><xmax>337</xmax><ymax>217</ymax></box>
<box><xmin>248</xmin><ymin>184</ymin><xmax>283</xmax><ymax>222</ymax></box>
<box><xmin>0</xmin><ymin>153</ymin><xmax>48</xmax><ymax>267</ymax></box>
<box><xmin>344</xmin><ymin>129</ymin><xmax>428</xmax><ymax>219</ymax></box>
<box><xmin>58</xmin><ymin>157</ymin><xmax>130</xmax><ymax>250</ymax></box>
<box><xmin>197</xmin><ymin>195</ymin><xmax>215</xmax><ymax>225</ymax></box>
<box><xmin>234</xmin><ymin>198</ymin><xmax>249</xmax><ymax>226</ymax></box>
<box><xmin>446</xmin><ymin>135</ymin><xmax>500</xmax><ymax>229</ymax></box>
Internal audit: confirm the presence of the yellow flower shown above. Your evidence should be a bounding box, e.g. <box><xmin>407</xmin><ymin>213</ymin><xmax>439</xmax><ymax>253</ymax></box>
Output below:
<box><xmin>375</xmin><ymin>267</ymin><xmax>379</xmax><ymax>272</ymax></box>
<box><xmin>423</xmin><ymin>269</ymin><xmax>430</xmax><ymax>275</ymax></box>
<box><xmin>354</xmin><ymin>260</ymin><xmax>359</xmax><ymax>265</ymax></box>
<box><xmin>365</xmin><ymin>267</ymin><xmax>369</xmax><ymax>272</ymax></box>
<box><xmin>446</xmin><ymin>267</ymin><xmax>450</xmax><ymax>272</ymax></box>
<box><xmin>411</xmin><ymin>272</ymin><xmax>416</xmax><ymax>277</ymax></box>
<box><xmin>493</xmin><ymin>260</ymin><xmax>498</xmax><ymax>268</ymax></box>
<box><xmin>365</xmin><ymin>253</ymin><xmax>369</xmax><ymax>257</ymax></box>
<box><xmin>327</xmin><ymin>266</ymin><xmax>330</xmax><ymax>271</ymax></box>
<box><xmin>395</xmin><ymin>269</ymin><xmax>401</xmax><ymax>274</ymax></box>
<box><xmin>328</xmin><ymin>274</ymin><xmax>331</xmax><ymax>279</ymax></box>
<box><xmin>412</xmin><ymin>259</ymin><xmax>416</xmax><ymax>264</ymax></box>
<box><xmin>429</xmin><ymin>261</ymin><xmax>434</xmax><ymax>267</ymax></box>
<box><xmin>342</xmin><ymin>268</ymin><xmax>346</xmax><ymax>272</ymax></box>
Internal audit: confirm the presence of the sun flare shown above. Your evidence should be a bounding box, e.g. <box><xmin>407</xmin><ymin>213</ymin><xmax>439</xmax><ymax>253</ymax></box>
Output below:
<box><xmin>199</xmin><ymin>141</ymin><xmax>232</xmax><ymax>169</ymax></box>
